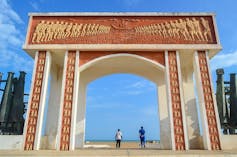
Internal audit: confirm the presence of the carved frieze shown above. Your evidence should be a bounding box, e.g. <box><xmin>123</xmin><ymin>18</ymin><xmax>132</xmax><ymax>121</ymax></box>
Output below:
<box><xmin>135</xmin><ymin>17</ymin><xmax>213</xmax><ymax>42</ymax></box>
<box><xmin>28</xmin><ymin>16</ymin><xmax>217</xmax><ymax>44</ymax></box>
<box><xmin>32</xmin><ymin>21</ymin><xmax>111</xmax><ymax>43</ymax></box>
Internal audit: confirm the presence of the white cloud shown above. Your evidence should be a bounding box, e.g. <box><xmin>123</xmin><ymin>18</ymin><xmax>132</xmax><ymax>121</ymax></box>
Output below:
<box><xmin>210</xmin><ymin>51</ymin><xmax>237</xmax><ymax>70</ymax></box>
<box><xmin>0</xmin><ymin>0</ymin><xmax>33</xmax><ymax>73</ymax></box>
<box><xmin>29</xmin><ymin>1</ymin><xmax>40</xmax><ymax>11</ymax></box>
<box><xmin>123</xmin><ymin>80</ymin><xmax>156</xmax><ymax>95</ymax></box>
<box><xmin>0</xmin><ymin>50</ymin><xmax>33</xmax><ymax>73</ymax></box>
<box><xmin>0</xmin><ymin>0</ymin><xmax>23</xmax><ymax>24</ymax></box>
<box><xmin>128</xmin><ymin>80</ymin><xmax>155</xmax><ymax>89</ymax></box>
<box><xmin>141</xmin><ymin>105</ymin><xmax>158</xmax><ymax>116</ymax></box>
<box><xmin>87</xmin><ymin>102</ymin><xmax>133</xmax><ymax>109</ymax></box>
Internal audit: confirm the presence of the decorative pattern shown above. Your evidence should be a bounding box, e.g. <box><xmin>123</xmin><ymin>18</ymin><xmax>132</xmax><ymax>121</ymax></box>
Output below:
<box><xmin>24</xmin><ymin>51</ymin><xmax>46</xmax><ymax>150</ymax></box>
<box><xmin>198</xmin><ymin>51</ymin><xmax>221</xmax><ymax>150</ymax></box>
<box><xmin>60</xmin><ymin>51</ymin><xmax>76</xmax><ymax>150</ymax></box>
<box><xmin>135</xmin><ymin>17</ymin><xmax>212</xmax><ymax>42</ymax></box>
<box><xmin>28</xmin><ymin>16</ymin><xmax>217</xmax><ymax>44</ymax></box>
<box><xmin>168</xmin><ymin>51</ymin><xmax>186</xmax><ymax>150</ymax></box>
<box><xmin>32</xmin><ymin>21</ymin><xmax>111</xmax><ymax>43</ymax></box>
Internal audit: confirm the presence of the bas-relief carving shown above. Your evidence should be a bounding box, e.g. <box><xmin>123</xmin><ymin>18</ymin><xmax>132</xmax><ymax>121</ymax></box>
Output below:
<box><xmin>198</xmin><ymin>51</ymin><xmax>221</xmax><ymax>150</ymax></box>
<box><xmin>109</xmin><ymin>18</ymin><xmax>140</xmax><ymax>30</ymax></box>
<box><xmin>168</xmin><ymin>52</ymin><xmax>186</xmax><ymax>150</ymax></box>
<box><xmin>135</xmin><ymin>18</ymin><xmax>213</xmax><ymax>42</ymax></box>
<box><xmin>60</xmin><ymin>51</ymin><xmax>76</xmax><ymax>151</ymax></box>
<box><xmin>24</xmin><ymin>51</ymin><xmax>46</xmax><ymax>150</ymax></box>
<box><xmin>32</xmin><ymin>21</ymin><xmax>111</xmax><ymax>43</ymax></box>
<box><xmin>30</xmin><ymin>17</ymin><xmax>215</xmax><ymax>44</ymax></box>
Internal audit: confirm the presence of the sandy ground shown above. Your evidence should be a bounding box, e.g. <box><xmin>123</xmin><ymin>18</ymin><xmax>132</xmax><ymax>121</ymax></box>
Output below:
<box><xmin>84</xmin><ymin>141</ymin><xmax>160</xmax><ymax>149</ymax></box>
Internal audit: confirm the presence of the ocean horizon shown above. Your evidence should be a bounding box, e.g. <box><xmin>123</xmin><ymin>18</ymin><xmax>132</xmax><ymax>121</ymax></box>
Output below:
<box><xmin>85</xmin><ymin>139</ymin><xmax>160</xmax><ymax>142</ymax></box>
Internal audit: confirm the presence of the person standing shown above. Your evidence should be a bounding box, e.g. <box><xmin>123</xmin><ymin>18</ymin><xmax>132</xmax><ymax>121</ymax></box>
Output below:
<box><xmin>139</xmin><ymin>126</ymin><xmax>145</xmax><ymax>148</ymax></box>
<box><xmin>115</xmin><ymin>129</ymin><xmax>122</xmax><ymax>148</ymax></box>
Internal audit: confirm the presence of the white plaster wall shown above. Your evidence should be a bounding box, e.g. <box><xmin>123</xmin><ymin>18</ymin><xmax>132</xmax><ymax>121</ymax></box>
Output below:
<box><xmin>44</xmin><ymin>64</ymin><xmax>63</xmax><ymax>149</ymax></box>
<box><xmin>176</xmin><ymin>51</ymin><xmax>189</xmax><ymax>150</ymax></box>
<box><xmin>79</xmin><ymin>54</ymin><xmax>165</xmax><ymax>85</ymax></box>
<box><xmin>193</xmin><ymin>52</ymin><xmax>211</xmax><ymax>150</ymax></box>
<box><xmin>180</xmin><ymin>55</ymin><xmax>202</xmax><ymax>149</ymax></box>
<box><xmin>158</xmin><ymin>74</ymin><xmax>172</xmax><ymax>149</ymax></box>
<box><xmin>221</xmin><ymin>135</ymin><xmax>237</xmax><ymax>150</ymax></box>
<box><xmin>56</xmin><ymin>51</ymin><xmax>68</xmax><ymax>150</ymax></box>
<box><xmin>0</xmin><ymin>135</ymin><xmax>23</xmax><ymax>150</ymax></box>
<box><xmin>75</xmin><ymin>78</ymin><xmax>87</xmax><ymax>148</ymax></box>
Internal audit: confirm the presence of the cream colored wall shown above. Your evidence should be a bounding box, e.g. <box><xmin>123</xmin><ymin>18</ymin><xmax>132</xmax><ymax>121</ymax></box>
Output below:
<box><xmin>75</xmin><ymin>78</ymin><xmax>87</xmax><ymax>148</ymax></box>
<box><xmin>193</xmin><ymin>51</ymin><xmax>211</xmax><ymax>150</ymax></box>
<box><xmin>180</xmin><ymin>52</ymin><xmax>201</xmax><ymax>149</ymax></box>
<box><xmin>158</xmin><ymin>75</ymin><xmax>172</xmax><ymax>149</ymax></box>
<box><xmin>0</xmin><ymin>135</ymin><xmax>23</xmax><ymax>150</ymax></box>
<box><xmin>221</xmin><ymin>135</ymin><xmax>237</xmax><ymax>150</ymax></box>
<box><xmin>44</xmin><ymin>64</ymin><xmax>63</xmax><ymax>149</ymax></box>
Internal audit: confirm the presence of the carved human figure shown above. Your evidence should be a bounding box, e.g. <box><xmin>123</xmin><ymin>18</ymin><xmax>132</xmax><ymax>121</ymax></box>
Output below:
<box><xmin>160</xmin><ymin>23</ymin><xmax>168</xmax><ymax>38</ymax></box>
<box><xmin>192</xmin><ymin>18</ymin><xmax>204</xmax><ymax>41</ymax></box>
<box><xmin>64</xmin><ymin>22</ymin><xmax>73</xmax><ymax>38</ymax></box>
<box><xmin>165</xmin><ymin>22</ymin><xmax>173</xmax><ymax>37</ymax></box>
<box><xmin>178</xmin><ymin>19</ymin><xmax>191</xmax><ymax>40</ymax></box>
<box><xmin>200</xmin><ymin>17</ymin><xmax>213</xmax><ymax>41</ymax></box>
<box><xmin>44</xmin><ymin>21</ymin><xmax>52</xmax><ymax>41</ymax></box>
<box><xmin>170</xmin><ymin>20</ymin><xmax>180</xmax><ymax>38</ymax></box>
<box><xmin>57</xmin><ymin>21</ymin><xmax>65</xmax><ymax>39</ymax></box>
<box><xmin>156</xmin><ymin>24</ymin><xmax>163</xmax><ymax>36</ymax></box>
<box><xmin>34</xmin><ymin>21</ymin><xmax>47</xmax><ymax>43</ymax></box>
<box><xmin>186</xmin><ymin>18</ymin><xmax>196</xmax><ymax>40</ymax></box>
<box><xmin>53</xmin><ymin>21</ymin><xmax>60</xmax><ymax>39</ymax></box>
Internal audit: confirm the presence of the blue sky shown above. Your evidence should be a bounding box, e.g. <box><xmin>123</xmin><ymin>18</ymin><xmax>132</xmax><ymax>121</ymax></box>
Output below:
<box><xmin>0</xmin><ymin>0</ymin><xmax>237</xmax><ymax>141</ymax></box>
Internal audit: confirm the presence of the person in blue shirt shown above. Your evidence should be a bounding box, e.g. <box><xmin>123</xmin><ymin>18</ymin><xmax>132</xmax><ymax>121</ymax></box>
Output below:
<box><xmin>139</xmin><ymin>126</ymin><xmax>145</xmax><ymax>148</ymax></box>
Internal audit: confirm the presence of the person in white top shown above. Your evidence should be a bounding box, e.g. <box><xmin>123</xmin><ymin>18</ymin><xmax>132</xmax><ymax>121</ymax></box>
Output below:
<box><xmin>115</xmin><ymin>129</ymin><xmax>122</xmax><ymax>148</ymax></box>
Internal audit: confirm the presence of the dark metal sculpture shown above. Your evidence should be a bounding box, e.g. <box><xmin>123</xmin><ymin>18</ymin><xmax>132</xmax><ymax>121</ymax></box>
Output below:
<box><xmin>216</xmin><ymin>68</ymin><xmax>237</xmax><ymax>134</ymax></box>
<box><xmin>0</xmin><ymin>72</ymin><xmax>27</xmax><ymax>135</ymax></box>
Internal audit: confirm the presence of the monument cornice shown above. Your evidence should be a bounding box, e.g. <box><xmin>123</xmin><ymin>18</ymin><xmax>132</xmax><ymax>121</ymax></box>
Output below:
<box><xmin>23</xmin><ymin>12</ymin><xmax>221</xmax><ymax>59</ymax></box>
<box><xmin>28</xmin><ymin>12</ymin><xmax>216</xmax><ymax>17</ymax></box>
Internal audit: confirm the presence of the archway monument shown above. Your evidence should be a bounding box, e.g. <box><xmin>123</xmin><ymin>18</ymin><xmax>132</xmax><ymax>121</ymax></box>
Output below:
<box><xmin>21</xmin><ymin>12</ymin><xmax>223</xmax><ymax>151</ymax></box>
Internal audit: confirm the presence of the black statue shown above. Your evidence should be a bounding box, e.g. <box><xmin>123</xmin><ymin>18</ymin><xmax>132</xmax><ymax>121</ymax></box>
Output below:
<box><xmin>0</xmin><ymin>72</ymin><xmax>27</xmax><ymax>135</ymax></box>
<box><xmin>216</xmin><ymin>68</ymin><xmax>237</xmax><ymax>134</ymax></box>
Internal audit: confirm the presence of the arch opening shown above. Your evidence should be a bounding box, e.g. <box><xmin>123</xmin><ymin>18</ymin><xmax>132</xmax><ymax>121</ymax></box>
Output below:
<box><xmin>84</xmin><ymin>74</ymin><xmax>160</xmax><ymax>148</ymax></box>
<box><xmin>74</xmin><ymin>53</ymin><xmax>170</xmax><ymax>149</ymax></box>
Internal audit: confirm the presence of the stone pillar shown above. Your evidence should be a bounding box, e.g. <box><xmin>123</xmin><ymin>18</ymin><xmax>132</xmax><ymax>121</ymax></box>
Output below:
<box><xmin>165</xmin><ymin>51</ymin><xmax>189</xmax><ymax>150</ymax></box>
<box><xmin>57</xmin><ymin>50</ymin><xmax>79</xmax><ymax>151</ymax></box>
<box><xmin>180</xmin><ymin>57</ymin><xmax>201</xmax><ymax>149</ymax></box>
<box><xmin>71</xmin><ymin>51</ymin><xmax>80</xmax><ymax>150</ymax></box>
<box><xmin>44</xmin><ymin>64</ymin><xmax>63</xmax><ymax>149</ymax></box>
<box><xmin>158</xmin><ymin>73</ymin><xmax>172</xmax><ymax>149</ymax></box>
<box><xmin>193</xmin><ymin>51</ymin><xmax>221</xmax><ymax>150</ymax></box>
<box><xmin>23</xmin><ymin>51</ymin><xmax>51</xmax><ymax>150</ymax></box>
<box><xmin>75</xmin><ymin>78</ymin><xmax>86</xmax><ymax>148</ymax></box>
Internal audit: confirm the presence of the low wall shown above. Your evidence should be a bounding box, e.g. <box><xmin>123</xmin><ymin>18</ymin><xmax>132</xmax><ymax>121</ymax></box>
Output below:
<box><xmin>221</xmin><ymin>135</ymin><xmax>237</xmax><ymax>150</ymax></box>
<box><xmin>0</xmin><ymin>135</ymin><xmax>23</xmax><ymax>150</ymax></box>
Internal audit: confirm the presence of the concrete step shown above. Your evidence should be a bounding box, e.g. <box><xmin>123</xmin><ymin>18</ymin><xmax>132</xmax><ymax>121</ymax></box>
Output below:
<box><xmin>0</xmin><ymin>149</ymin><xmax>237</xmax><ymax>157</ymax></box>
